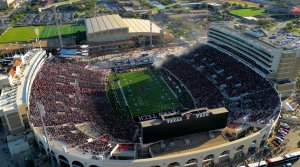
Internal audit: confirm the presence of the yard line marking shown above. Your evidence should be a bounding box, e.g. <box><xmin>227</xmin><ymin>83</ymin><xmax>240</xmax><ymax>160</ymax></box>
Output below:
<box><xmin>160</xmin><ymin>76</ymin><xmax>178</xmax><ymax>99</ymax></box>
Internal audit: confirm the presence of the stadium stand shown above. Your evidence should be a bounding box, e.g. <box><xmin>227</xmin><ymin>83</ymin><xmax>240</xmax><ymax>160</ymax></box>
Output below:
<box><xmin>29</xmin><ymin>58</ymin><xmax>136</xmax><ymax>156</ymax></box>
<box><xmin>26</xmin><ymin>45</ymin><xmax>281</xmax><ymax>166</ymax></box>
<box><xmin>162</xmin><ymin>45</ymin><xmax>280</xmax><ymax>125</ymax></box>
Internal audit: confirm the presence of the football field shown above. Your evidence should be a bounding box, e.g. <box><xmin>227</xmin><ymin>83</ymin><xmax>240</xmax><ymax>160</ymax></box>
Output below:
<box><xmin>0</xmin><ymin>26</ymin><xmax>45</xmax><ymax>43</ymax></box>
<box><xmin>41</xmin><ymin>25</ymin><xmax>85</xmax><ymax>38</ymax></box>
<box><xmin>117</xmin><ymin>70</ymin><xmax>182</xmax><ymax>117</ymax></box>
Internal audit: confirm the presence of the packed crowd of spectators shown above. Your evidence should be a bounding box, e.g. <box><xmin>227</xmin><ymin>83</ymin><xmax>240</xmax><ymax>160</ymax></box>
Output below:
<box><xmin>29</xmin><ymin>57</ymin><xmax>136</xmax><ymax>156</ymax></box>
<box><xmin>182</xmin><ymin>46</ymin><xmax>273</xmax><ymax>98</ymax></box>
<box><xmin>163</xmin><ymin>56</ymin><xmax>224</xmax><ymax>109</ymax></box>
<box><xmin>46</xmin><ymin>125</ymin><xmax>90</xmax><ymax>148</ymax></box>
<box><xmin>162</xmin><ymin>45</ymin><xmax>280</xmax><ymax>125</ymax></box>
<box><xmin>231</xmin><ymin>88</ymin><xmax>280</xmax><ymax>124</ymax></box>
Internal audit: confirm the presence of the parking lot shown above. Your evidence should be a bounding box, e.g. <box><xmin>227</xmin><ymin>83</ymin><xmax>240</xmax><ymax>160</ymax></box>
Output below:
<box><xmin>17</xmin><ymin>12</ymin><xmax>75</xmax><ymax>26</ymax></box>
<box><xmin>101</xmin><ymin>2</ymin><xmax>124</xmax><ymax>13</ymax></box>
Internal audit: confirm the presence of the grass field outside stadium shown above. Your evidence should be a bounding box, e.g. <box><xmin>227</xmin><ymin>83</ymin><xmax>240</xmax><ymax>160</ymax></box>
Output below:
<box><xmin>0</xmin><ymin>25</ymin><xmax>86</xmax><ymax>43</ymax></box>
<box><xmin>230</xmin><ymin>7</ymin><xmax>264</xmax><ymax>17</ymax></box>
<box><xmin>108</xmin><ymin>69</ymin><xmax>184</xmax><ymax>117</ymax></box>
<box><xmin>0</xmin><ymin>26</ymin><xmax>44</xmax><ymax>43</ymax></box>
<box><xmin>41</xmin><ymin>25</ymin><xmax>85</xmax><ymax>38</ymax></box>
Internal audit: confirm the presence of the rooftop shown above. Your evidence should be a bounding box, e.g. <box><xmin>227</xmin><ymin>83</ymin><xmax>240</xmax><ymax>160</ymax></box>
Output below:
<box><xmin>150</xmin><ymin>131</ymin><xmax>228</xmax><ymax>157</ymax></box>
<box><xmin>122</xmin><ymin>18</ymin><xmax>162</xmax><ymax>34</ymax></box>
<box><xmin>210</xmin><ymin>23</ymin><xmax>300</xmax><ymax>51</ymax></box>
<box><xmin>85</xmin><ymin>14</ymin><xmax>162</xmax><ymax>34</ymax></box>
<box><xmin>0</xmin><ymin>49</ymin><xmax>46</xmax><ymax>114</ymax></box>
<box><xmin>85</xmin><ymin>14</ymin><xmax>128</xmax><ymax>34</ymax></box>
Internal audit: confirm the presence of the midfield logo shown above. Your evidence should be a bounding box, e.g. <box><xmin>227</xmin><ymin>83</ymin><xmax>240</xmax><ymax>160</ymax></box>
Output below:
<box><xmin>185</xmin><ymin>113</ymin><xmax>192</xmax><ymax>120</ymax></box>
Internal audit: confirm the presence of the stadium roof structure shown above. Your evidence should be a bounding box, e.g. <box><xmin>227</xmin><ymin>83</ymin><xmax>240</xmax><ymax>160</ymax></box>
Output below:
<box><xmin>123</xmin><ymin>18</ymin><xmax>162</xmax><ymax>34</ymax></box>
<box><xmin>85</xmin><ymin>14</ymin><xmax>162</xmax><ymax>35</ymax></box>
<box><xmin>85</xmin><ymin>15</ymin><xmax>128</xmax><ymax>34</ymax></box>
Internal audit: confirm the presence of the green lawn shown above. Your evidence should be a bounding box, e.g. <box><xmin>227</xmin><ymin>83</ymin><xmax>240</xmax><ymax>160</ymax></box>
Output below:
<box><xmin>41</xmin><ymin>25</ymin><xmax>85</xmax><ymax>38</ymax></box>
<box><xmin>0</xmin><ymin>26</ymin><xmax>45</xmax><ymax>43</ymax></box>
<box><xmin>114</xmin><ymin>70</ymin><xmax>183</xmax><ymax>117</ymax></box>
<box><xmin>230</xmin><ymin>7</ymin><xmax>264</xmax><ymax>17</ymax></box>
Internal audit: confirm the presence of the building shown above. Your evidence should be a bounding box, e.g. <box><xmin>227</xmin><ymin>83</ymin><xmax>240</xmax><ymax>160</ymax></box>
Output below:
<box><xmin>208</xmin><ymin>23</ymin><xmax>300</xmax><ymax>97</ymax></box>
<box><xmin>0</xmin><ymin>0</ymin><xmax>15</xmax><ymax>9</ymax></box>
<box><xmin>0</xmin><ymin>49</ymin><xmax>47</xmax><ymax>136</ymax></box>
<box><xmin>85</xmin><ymin>14</ymin><xmax>164</xmax><ymax>44</ymax></box>
<box><xmin>291</xmin><ymin>7</ymin><xmax>300</xmax><ymax>15</ymax></box>
<box><xmin>179</xmin><ymin>2</ymin><xmax>222</xmax><ymax>10</ymax></box>
<box><xmin>159</xmin><ymin>9</ymin><xmax>210</xmax><ymax>22</ymax></box>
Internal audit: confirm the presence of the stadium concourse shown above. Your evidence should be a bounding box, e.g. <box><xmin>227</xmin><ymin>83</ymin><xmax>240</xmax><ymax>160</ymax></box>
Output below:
<box><xmin>27</xmin><ymin>45</ymin><xmax>281</xmax><ymax>167</ymax></box>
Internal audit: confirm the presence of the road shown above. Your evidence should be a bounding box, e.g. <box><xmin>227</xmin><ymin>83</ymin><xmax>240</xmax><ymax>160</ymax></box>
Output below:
<box><xmin>38</xmin><ymin>0</ymin><xmax>82</xmax><ymax>11</ymax></box>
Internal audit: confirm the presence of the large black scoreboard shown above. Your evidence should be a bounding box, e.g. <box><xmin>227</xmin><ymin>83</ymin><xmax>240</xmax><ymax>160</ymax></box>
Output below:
<box><xmin>140</xmin><ymin>107</ymin><xmax>228</xmax><ymax>144</ymax></box>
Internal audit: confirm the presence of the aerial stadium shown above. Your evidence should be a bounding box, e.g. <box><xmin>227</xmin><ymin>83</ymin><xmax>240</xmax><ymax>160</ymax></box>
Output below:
<box><xmin>4</xmin><ymin>22</ymin><xmax>300</xmax><ymax>167</ymax></box>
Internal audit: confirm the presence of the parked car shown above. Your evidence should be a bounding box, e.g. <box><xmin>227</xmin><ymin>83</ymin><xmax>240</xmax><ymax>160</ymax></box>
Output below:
<box><xmin>277</xmin><ymin>134</ymin><xmax>285</xmax><ymax>139</ymax></box>
<box><xmin>279</xmin><ymin>128</ymin><xmax>289</xmax><ymax>134</ymax></box>
<box><xmin>280</xmin><ymin>122</ymin><xmax>289</xmax><ymax>129</ymax></box>
<box><xmin>275</xmin><ymin>137</ymin><xmax>284</xmax><ymax>143</ymax></box>
<box><xmin>274</xmin><ymin>138</ymin><xmax>284</xmax><ymax>145</ymax></box>
<box><xmin>272</xmin><ymin>140</ymin><xmax>280</xmax><ymax>146</ymax></box>
<box><xmin>278</xmin><ymin>130</ymin><xmax>288</xmax><ymax>136</ymax></box>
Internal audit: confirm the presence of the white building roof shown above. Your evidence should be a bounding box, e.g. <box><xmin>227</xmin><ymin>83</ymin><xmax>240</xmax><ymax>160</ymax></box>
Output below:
<box><xmin>85</xmin><ymin>14</ymin><xmax>128</xmax><ymax>34</ymax></box>
<box><xmin>85</xmin><ymin>14</ymin><xmax>162</xmax><ymax>35</ymax></box>
<box><xmin>122</xmin><ymin>18</ymin><xmax>162</xmax><ymax>34</ymax></box>
<box><xmin>244</xmin><ymin>16</ymin><xmax>258</xmax><ymax>21</ymax></box>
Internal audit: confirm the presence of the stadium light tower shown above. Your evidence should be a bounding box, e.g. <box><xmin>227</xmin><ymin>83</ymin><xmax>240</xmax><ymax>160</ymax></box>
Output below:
<box><xmin>36</xmin><ymin>102</ymin><xmax>55</xmax><ymax>167</ymax></box>
<box><xmin>34</xmin><ymin>28</ymin><xmax>42</xmax><ymax>50</ymax></box>
<box><xmin>53</xmin><ymin>6</ymin><xmax>64</xmax><ymax>48</ymax></box>
<box><xmin>149</xmin><ymin>10</ymin><xmax>153</xmax><ymax>48</ymax></box>
<box><xmin>136</xmin><ymin>9</ymin><xmax>153</xmax><ymax>49</ymax></box>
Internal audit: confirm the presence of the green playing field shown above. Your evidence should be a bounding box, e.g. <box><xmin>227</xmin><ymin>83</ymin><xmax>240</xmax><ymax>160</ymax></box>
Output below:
<box><xmin>41</xmin><ymin>25</ymin><xmax>85</xmax><ymax>38</ymax></box>
<box><xmin>114</xmin><ymin>70</ymin><xmax>183</xmax><ymax>117</ymax></box>
<box><xmin>0</xmin><ymin>26</ymin><xmax>45</xmax><ymax>43</ymax></box>
<box><xmin>0</xmin><ymin>25</ymin><xmax>86</xmax><ymax>43</ymax></box>
<box><xmin>230</xmin><ymin>7</ymin><xmax>264</xmax><ymax>17</ymax></box>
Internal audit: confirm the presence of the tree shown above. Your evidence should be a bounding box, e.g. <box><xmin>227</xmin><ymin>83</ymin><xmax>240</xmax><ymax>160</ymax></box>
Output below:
<box><xmin>259</xmin><ymin>4</ymin><xmax>264</xmax><ymax>8</ymax></box>
<box><xmin>284</xmin><ymin>22</ymin><xmax>293</xmax><ymax>32</ymax></box>
<box><xmin>25</xmin><ymin>159</ymin><xmax>34</xmax><ymax>167</ymax></box>
<box><xmin>237</xmin><ymin>4</ymin><xmax>243</xmax><ymax>9</ymax></box>
<box><xmin>297</xmin><ymin>74</ymin><xmax>300</xmax><ymax>89</ymax></box>
<box><xmin>75</xmin><ymin>31</ymin><xmax>87</xmax><ymax>45</ymax></box>
<box><xmin>8</xmin><ymin>3</ymin><xmax>14</xmax><ymax>10</ymax></box>
<box><xmin>98</xmin><ymin>6</ymin><xmax>105</xmax><ymax>13</ymax></box>
<box><xmin>201</xmin><ymin>3</ymin><xmax>208</xmax><ymax>9</ymax></box>
<box><xmin>25</xmin><ymin>5</ymin><xmax>31</xmax><ymax>12</ymax></box>
<box><xmin>192</xmin><ymin>4</ymin><xmax>201</xmax><ymax>10</ymax></box>
<box><xmin>223</xmin><ymin>2</ymin><xmax>230</xmax><ymax>9</ymax></box>
<box><xmin>0</xmin><ymin>28</ymin><xmax>4</xmax><ymax>35</ymax></box>
<box><xmin>244</xmin><ymin>3</ymin><xmax>248</xmax><ymax>8</ymax></box>
<box><xmin>257</xmin><ymin>19</ymin><xmax>272</xmax><ymax>26</ymax></box>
